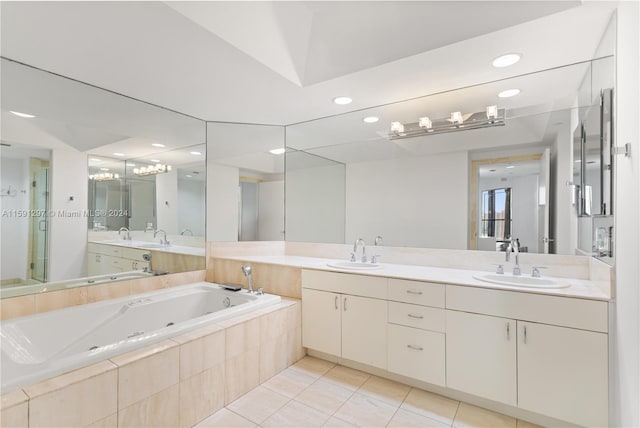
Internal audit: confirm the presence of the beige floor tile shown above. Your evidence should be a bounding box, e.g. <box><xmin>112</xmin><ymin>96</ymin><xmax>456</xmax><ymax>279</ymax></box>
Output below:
<box><xmin>400</xmin><ymin>388</ymin><xmax>460</xmax><ymax>425</ymax></box>
<box><xmin>261</xmin><ymin>366</ymin><xmax>317</xmax><ymax>398</ymax></box>
<box><xmin>322</xmin><ymin>365</ymin><xmax>370</xmax><ymax>391</ymax></box>
<box><xmin>388</xmin><ymin>408</ymin><xmax>450</xmax><ymax>428</ymax></box>
<box><xmin>453</xmin><ymin>402</ymin><xmax>517</xmax><ymax>428</ymax></box>
<box><xmin>357</xmin><ymin>375</ymin><xmax>411</xmax><ymax>406</ymax></box>
<box><xmin>194</xmin><ymin>408</ymin><xmax>256</xmax><ymax>428</ymax></box>
<box><xmin>226</xmin><ymin>385</ymin><xmax>290</xmax><ymax>425</ymax></box>
<box><xmin>295</xmin><ymin>379</ymin><xmax>354</xmax><ymax>415</ymax></box>
<box><xmin>333</xmin><ymin>392</ymin><xmax>398</xmax><ymax>427</ymax></box>
<box><xmin>322</xmin><ymin>416</ymin><xmax>358</xmax><ymax>428</ymax></box>
<box><xmin>290</xmin><ymin>356</ymin><xmax>336</xmax><ymax>378</ymax></box>
<box><xmin>516</xmin><ymin>419</ymin><xmax>544</xmax><ymax>428</ymax></box>
<box><xmin>262</xmin><ymin>399</ymin><xmax>331</xmax><ymax>428</ymax></box>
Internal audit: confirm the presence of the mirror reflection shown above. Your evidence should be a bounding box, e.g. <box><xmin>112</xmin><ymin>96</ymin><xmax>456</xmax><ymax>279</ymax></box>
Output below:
<box><xmin>0</xmin><ymin>58</ymin><xmax>206</xmax><ymax>297</ymax></box>
<box><xmin>285</xmin><ymin>57</ymin><xmax>614</xmax><ymax>257</ymax></box>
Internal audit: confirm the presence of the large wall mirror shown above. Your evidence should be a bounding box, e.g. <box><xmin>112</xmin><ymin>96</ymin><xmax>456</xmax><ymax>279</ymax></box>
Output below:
<box><xmin>0</xmin><ymin>58</ymin><xmax>206</xmax><ymax>298</ymax></box>
<box><xmin>285</xmin><ymin>54</ymin><xmax>615</xmax><ymax>260</ymax></box>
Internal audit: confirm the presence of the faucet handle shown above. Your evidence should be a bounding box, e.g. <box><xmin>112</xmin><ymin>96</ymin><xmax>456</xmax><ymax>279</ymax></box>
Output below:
<box><xmin>371</xmin><ymin>254</ymin><xmax>381</xmax><ymax>264</ymax></box>
<box><xmin>495</xmin><ymin>264</ymin><xmax>504</xmax><ymax>274</ymax></box>
<box><xmin>350</xmin><ymin>252</ymin><xmax>356</xmax><ymax>262</ymax></box>
<box><xmin>531</xmin><ymin>266</ymin><xmax>547</xmax><ymax>277</ymax></box>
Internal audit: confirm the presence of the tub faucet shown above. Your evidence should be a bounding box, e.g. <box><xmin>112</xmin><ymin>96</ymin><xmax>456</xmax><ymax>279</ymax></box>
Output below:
<box><xmin>506</xmin><ymin>238</ymin><xmax>521</xmax><ymax>275</ymax></box>
<box><xmin>353</xmin><ymin>238</ymin><xmax>366</xmax><ymax>263</ymax></box>
<box><xmin>154</xmin><ymin>229</ymin><xmax>170</xmax><ymax>246</ymax></box>
<box><xmin>241</xmin><ymin>265</ymin><xmax>254</xmax><ymax>294</ymax></box>
<box><xmin>118</xmin><ymin>227</ymin><xmax>131</xmax><ymax>240</ymax></box>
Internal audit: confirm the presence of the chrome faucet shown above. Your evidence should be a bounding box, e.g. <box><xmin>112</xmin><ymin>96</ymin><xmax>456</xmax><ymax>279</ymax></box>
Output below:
<box><xmin>506</xmin><ymin>237</ymin><xmax>521</xmax><ymax>275</ymax></box>
<box><xmin>371</xmin><ymin>235</ymin><xmax>383</xmax><ymax>264</ymax></box>
<box><xmin>352</xmin><ymin>238</ymin><xmax>366</xmax><ymax>263</ymax></box>
<box><xmin>118</xmin><ymin>227</ymin><xmax>131</xmax><ymax>240</ymax></box>
<box><xmin>153</xmin><ymin>229</ymin><xmax>170</xmax><ymax>246</ymax></box>
<box><xmin>241</xmin><ymin>265</ymin><xmax>254</xmax><ymax>293</ymax></box>
<box><xmin>180</xmin><ymin>228</ymin><xmax>193</xmax><ymax>236</ymax></box>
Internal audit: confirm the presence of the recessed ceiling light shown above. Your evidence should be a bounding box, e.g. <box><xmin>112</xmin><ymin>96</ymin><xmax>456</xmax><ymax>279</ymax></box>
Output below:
<box><xmin>185</xmin><ymin>174</ymin><xmax>193</xmax><ymax>178</ymax></box>
<box><xmin>492</xmin><ymin>53</ymin><xmax>521</xmax><ymax>68</ymax></box>
<box><xmin>506</xmin><ymin>165</ymin><xmax>515</xmax><ymax>169</ymax></box>
<box><xmin>363</xmin><ymin>116</ymin><xmax>379</xmax><ymax>123</ymax></box>
<box><xmin>151</xmin><ymin>143</ymin><xmax>165</xmax><ymax>148</ymax></box>
<box><xmin>113</xmin><ymin>152</ymin><xmax>125</xmax><ymax>157</ymax></box>
<box><xmin>128</xmin><ymin>163</ymin><xmax>136</xmax><ymax>167</ymax></box>
<box><xmin>333</xmin><ymin>96</ymin><xmax>352</xmax><ymax>105</ymax></box>
<box><xmin>498</xmin><ymin>89</ymin><xmax>521</xmax><ymax>98</ymax></box>
<box><xmin>150</xmin><ymin>159</ymin><xmax>160</xmax><ymax>163</ymax></box>
<box><xmin>100</xmin><ymin>168</ymin><xmax>110</xmax><ymax>171</ymax></box>
<box><xmin>269</xmin><ymin>148</ymin><xmax>286</xmax><ymax>155</ymax></box>
<box><xmin>189</xmin><ymin>151</ymin><xmax>202</xmax><ymax>156</ymax></box>
<box><xmin>10</xmin><ymin>111</ymin><xmax>36</xmax><ymax>118</ymax></box>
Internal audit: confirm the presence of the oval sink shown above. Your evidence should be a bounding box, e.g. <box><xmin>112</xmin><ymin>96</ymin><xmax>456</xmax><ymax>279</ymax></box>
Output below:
<box><xmin>327</xmin><ymin>261</ymin><xmax>382</xmax><ymax>270</ymax></box>
<box><xmin>473</xmin><ymin>274</ymin><xmax>570</xmax><ymax>289</ymax></box>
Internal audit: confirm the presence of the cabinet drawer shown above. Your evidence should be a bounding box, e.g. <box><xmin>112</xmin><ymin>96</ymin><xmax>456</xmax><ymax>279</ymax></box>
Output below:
<box><xmin>388</xmin><ymin>279</ymin><xmax>444</xmax><ymax>307</ymax></box>
<box><xmin>302</xmin><ymin>270</ymin><xmax>387</xmax><ymax>299</ymax></box>
<box><xmin>388</xmin><ymin>324</ymin><xmax>445</xmax><ymax>386</ymax></box>
<box><xmin>388</xmin><ymin>301</ymin><xmax>445</xmax><ymax>332</ymax></box>
<box><xmin>446</xmin><ymin>285</ymin><xmax>608</xmax><ymax>332</ymax></box>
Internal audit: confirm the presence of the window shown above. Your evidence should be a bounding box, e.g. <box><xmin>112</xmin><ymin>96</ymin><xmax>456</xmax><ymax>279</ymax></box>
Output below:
<box><xmin>480</xmin><ymin>187</ymin><xmax>511</xmax><ymax>239</ymax></box>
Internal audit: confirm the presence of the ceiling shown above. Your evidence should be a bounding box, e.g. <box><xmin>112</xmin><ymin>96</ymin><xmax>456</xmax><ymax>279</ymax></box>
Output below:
<box><xmin>0</xmin><ymin>1</ymin><xmax>617</xmax><ymax>126</ymax></box>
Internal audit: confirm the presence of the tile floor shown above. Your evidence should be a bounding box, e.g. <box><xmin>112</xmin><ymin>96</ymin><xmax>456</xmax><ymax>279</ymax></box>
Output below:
<box><xmin>195</xmin><ymin>356</ymin><xmax>542</xmax><ymax>428</ymax></box>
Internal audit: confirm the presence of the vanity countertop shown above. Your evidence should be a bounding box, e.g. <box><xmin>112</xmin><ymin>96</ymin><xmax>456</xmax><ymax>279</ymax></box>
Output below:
<box><xmin>90</xmin><ymin>240</ymin><xmax>206</xmax><ymax>257</ymax></box>
<box><xmin>218</xmin><ymin>255</ymin><xmax>611</xmax><ymax>301</ymax></box>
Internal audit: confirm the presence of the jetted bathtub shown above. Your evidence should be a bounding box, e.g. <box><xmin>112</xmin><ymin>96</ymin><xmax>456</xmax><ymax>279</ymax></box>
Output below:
<box><xmin>0</xmin><ymin>282</ymin><xmax>281</xmax><ymax>392</ymax></box>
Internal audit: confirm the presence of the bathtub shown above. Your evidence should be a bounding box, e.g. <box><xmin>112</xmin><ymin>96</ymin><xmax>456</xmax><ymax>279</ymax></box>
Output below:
<box><xmin>0</xmin><ymin>282</ymin><xmax>281</xmax><ymax>392</ymax></box>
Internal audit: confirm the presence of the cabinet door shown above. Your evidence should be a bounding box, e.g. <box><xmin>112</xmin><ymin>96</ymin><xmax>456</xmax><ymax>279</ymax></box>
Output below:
<box><xmin>517</xmin><ymin>322</ymin><xmax>608</xmax><ymax>427</ymax></box>
<box><xmin>302</xmin><ymin>288</ymin><xmax>341</xmax><ymax>357</ymax></box>
<box><xmin>446</xmin><ymin>310</ymin><xmax>517</xmax><ymax>406</ymax></box>
<box><xmin>342</xmin><ymin>295</ymin><xmax>387</xmax><ymax>369</ymax></box>
<box><xmin>87</xmin><ymin>253</ymin><xmax>101</xmax><ymax>276</ymax></box>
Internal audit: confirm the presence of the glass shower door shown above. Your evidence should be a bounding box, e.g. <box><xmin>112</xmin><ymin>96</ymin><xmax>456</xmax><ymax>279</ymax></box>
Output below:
<box><xmin>31</xmin><ymin>167</ymin><xmax>49</xmax><ymax>282</ymax></box>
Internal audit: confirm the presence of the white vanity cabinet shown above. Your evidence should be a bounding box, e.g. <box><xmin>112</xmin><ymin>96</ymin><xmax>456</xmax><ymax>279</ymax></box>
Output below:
<box><xmin>301</xmin><ymin>270</ymin><xmax>388</xmax><ymax>369</ymax></box>
<box><xmin>446</xmin><ymin>285</ymin><xmax>609</xmax><ymax>427</ymax></box>
<box><xmin>87</xmin><ymin>243</ymin><xmax>150</xmax><ymax>275</ymax></box>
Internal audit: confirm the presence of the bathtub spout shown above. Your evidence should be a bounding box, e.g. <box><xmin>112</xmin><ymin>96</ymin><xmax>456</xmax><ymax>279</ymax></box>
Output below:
<box><xmin>241</xmin><ymin>265</ymin><xmax>254</xmax><ymax>294</ymax></box>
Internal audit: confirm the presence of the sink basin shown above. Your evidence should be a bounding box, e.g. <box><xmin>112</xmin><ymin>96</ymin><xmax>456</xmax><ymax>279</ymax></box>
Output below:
<box><xmin>472</xmin><ymin>274</ymin><xmax>570</xmax><ymax>289</ymax></box>
<box><xmin>136</xmin><ymin>243</ymin><xmax>168</xmax><ymax>249</ymax></box>
<box><xmin>327</xmin><ymin>261</ymin><xmax>382</xmax><ymax>270</ymax></box>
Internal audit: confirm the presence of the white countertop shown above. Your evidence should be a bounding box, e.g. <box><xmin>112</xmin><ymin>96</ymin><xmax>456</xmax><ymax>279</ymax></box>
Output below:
<box><xmin>90</xmin><ymin>240</ymin><xmax>206</xmax><ymax>257</ymax></box>
<box><xmin>220</xmin><ymin>255</ymin><xmax>611</xmax><ymax>301</ymax></box>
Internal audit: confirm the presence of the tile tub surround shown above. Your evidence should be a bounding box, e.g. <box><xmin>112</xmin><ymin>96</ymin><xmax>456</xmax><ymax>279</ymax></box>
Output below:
<box><xmin>0</xmin><ymin>270</ymin><xmax>206</xmax><ymax>321</ymax></box>
<box><xmin>0</xmin><ymin>299</ymin><xmax>303</xmax><ymax>428</ymax></box>
<box><xmin>194</xmin><ymin>356</ymin><xmax>543</xmax><ymax>428</ymax></box>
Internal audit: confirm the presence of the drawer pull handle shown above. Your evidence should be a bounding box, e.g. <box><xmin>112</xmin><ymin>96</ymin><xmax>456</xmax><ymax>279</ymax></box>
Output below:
<box><xmin>344</xmin><ymin>297</ymin><xmax>347</xmax><ymax>311</ymax></box>
<box><xmin>408</xmin><ymin>313</ymin><xmax>424</xmax><ymax>319</ymax></box>
<box><xmin>506</xmin><ymin>322</ymin><xmax>510</xmax><ymax>341</ymax></box>
<box><xmin>523</xmin><ymin>325</ymin><xmax>527</xmax><ymax>344</ymax></box>
<box><xmin>406</xmin><ymin>290</ymin><xmax>423</xmax><ymax>295</ymax></box>
<box><xmin>334</xmin><ymin>295</ymin><xmax>338</xmax><ymax>310</ymax></box>
<box><xmin>407</xmin><ymin>344</ymin><xmax>423</xmax><ymax>351</ymax></box>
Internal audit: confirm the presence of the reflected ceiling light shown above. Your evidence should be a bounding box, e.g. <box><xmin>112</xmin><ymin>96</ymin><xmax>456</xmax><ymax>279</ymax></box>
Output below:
<box><xmin>10</xmin><ymin>111</ymin><xmax>36</xmax><ymax>118</ymax></box>
<box><xmin>363</xmin><ymin>116</ymin><xmax>379</xmax><ymax>123</ymax></box>
<box><xmin>151</xmin><ymin>143</ymin><xmax>165</xmax><ymax>148</ymax></box>
<box><xmin>388</xmin><ymin>107</ymin><xmax>506</xmax><ymax>140</ymax></box>
<box><xmin>89</xmin><ymin>158</ymin><xmax>101</xmax><ymax>163</ymax></box>
<box><xmin>269</xmin><ymin>148</ymin><xmax>286</xmax><ymax>155</ymax></box>
<box><xmin>100</xmin><ymin>168</ymin><xmax>110</xmax><ymax>171</ymax></box>
<box><xmin>185</xmin><ymin>174</ymin><xmax>193</xmax><ymax>178</ymax></box>
<box><xmin>506</xmin><ymin>165</ymin><xmax>515</xmax><ymax>169</ymax></box>
<box><xmin>418</xmin><ymin>117</ymin><xmax>432</xmax><ymax>129</ymax></box>
<box><xmin>189</xmin><ymin>151</ymin><xmax>202</xmax><ymax>156</ymax></box>
<box><xmin>492</xmin><ymin>53</ymin><xmax>521</xmax><ymax>68</ymax></box>
<box><xmin>89</xmin><ymin>172</ymin><xmax>119</xmax><ymax>181</ymax></box>
<box><xmin>128</xmin><ymin>163</ymin><xmax>136</xmax><ymax>167</ymax></box>
<box><xmin>498</xmin><ymin>89</ymin><xmax>520</xmax><ymax>98</ymax></box>
<box><xmin>134</xmin><ymin>164</ymin><xmax>172</xmax><ymax>176</ymax></box>
<box><xmin>333</xmin><ymin>96</ymin><xmax>352</xmax><ymax>105</ymax></box>
<box><xmin>150</xmin><ymin>159</ymin><xmax>160</xmax><ymax>162</ymax></box>
<box><xmin>113</xmin><ymin>152</ymin><xmax>125</xmax><ymax>157</ymax></box>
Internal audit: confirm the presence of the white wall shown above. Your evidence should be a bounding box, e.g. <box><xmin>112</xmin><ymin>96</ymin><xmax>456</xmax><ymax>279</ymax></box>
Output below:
<box><xmin>258</xmin><ymin>180</ymin><xmax>284</xmax><ymax>241</ymax></box>
<box><xmin>345</xmin><ymin>151</ymin><xmax>468</xmax><ymax>249</ymax></box>
<box><xmin>206</xmin><ymin>163</ymin><xmax>239</xmax><ymax>241</ymax></box>
<box><xmin>286</xmin><ymin>163</ymin><xmax>345</xmax><ymax>244</ymax></box>
<box><xmin>610</xmin><ymin>3</ymin><xmax>640</xmax><ymax>427</ymax></box>
<box><xmin>48</xmin><ymin>149</ymin><xmax>87</xmax><ymax>282</ymax></box>
<box><xmin>0</xmin><ymin>157</ymin><xmax>30</xmax><ymax>281</ymax></box>
<box><xmin>156</xmin><ymin>169</ymin><xmax>179</xmax><ymax>235</ymax></box>
<box><xmin>178</xmin><ymin>178</ymin><xmax>205</xmax><ymax>237</ymax></box>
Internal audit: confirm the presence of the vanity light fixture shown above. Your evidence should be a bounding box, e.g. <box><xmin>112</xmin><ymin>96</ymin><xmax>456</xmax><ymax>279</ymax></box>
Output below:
<box><xmin>151</xmin><ymin>143</ymin><xmax>165</xmax><ymax>148</ymax></box>
<box><xmin>388</xmin><ymin>107</ymin><xmax>506</xmax><ymax>140</ymax></box>
<box><xmin>363</xmin><ymin>116</ymin><xmax>379</xmax><ymax>124</ymax></box>
<box><xmin>498</xmin><ymin>89</ymin><xmax>521</xmax><ymax>98</ymax></box>
<box><xmin>133</xmin><ymin>164</ymin><xmax>172</xmax><ymax>176</ymax></box>
<box><xmin>333</xmin><ymin>96</ymin><xmax>352</xmax><ymax>105</ymax></box>
<box><xmin>492</xmin><ymin>53</ymin><xmax>521</xmax><ymax>68</ymax></box>
<box><xmin>10</xmin><ymin>111</ymin><xmax>36</xmax><ymax>118</ymax></box>
<box><xmin>269</xmin><ymin>148</ymin><xmax>286</xmax><ymax>155</ymax></box>
<box><xmin>89</xmin><ymin>172</ymin><xmax>119</xmax><ymax>181</ymax></box>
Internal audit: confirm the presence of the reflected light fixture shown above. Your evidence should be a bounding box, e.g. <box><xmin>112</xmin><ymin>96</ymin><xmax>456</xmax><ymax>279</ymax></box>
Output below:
<box><xmin>152</xmin><ymin>143</ymin><xmax>165</xmax><ymax>148</ymax></box>
<box><xmin>388</xmin><ymin>107</ymin><xmax>506</xmax><ymax>140</ymax></box>
<box><xmin>10</xmin><ymin>111</ymin><xmax>36</xmax><ymax>118</ymax></box>
<box><xmin>492</xmin><ymin>53</ymin><xmax>521</xmax><ymax>68</ymax></box>
<box><xmin>113</xmin><ymin>152</ymin><xmax>125</xmax><ymax>157</ymax></box>
<box><xmin>134</xmin><ymin>164</ymin><xmax>172</xmax><ymax>176</ymax></box>
<box><xmin>363</xmin><ymin>116</ymin><xmax>379</xmax><ymax>123</ymax></box>
<box><xmin>189</xmin><ymin>151</ymin><xmax>202</xmax><ymax>156</ymax></box>
<box><xmin>269</xmin><ymin>148</ymin><xmax>286</xmax><ymax>155</ymax></box>
<box><xmin>498</xmin><ymin>89</ymin><xmax>520</xmax><ymax>98</ymax></box>
<box><xmin>333</xmin><ymin>96</ymin><xmax>352</xmax><ymax>105</ymax></box>
<box><xmin>89</xmin><ymin>172</ymin><xmax>119</xmax><ymax>181</ymax></box>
